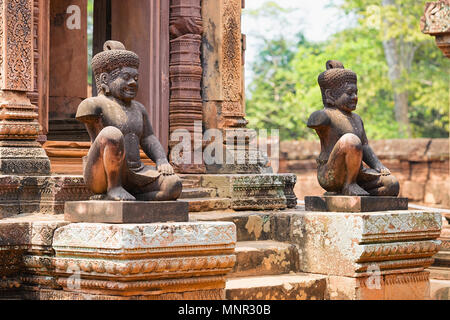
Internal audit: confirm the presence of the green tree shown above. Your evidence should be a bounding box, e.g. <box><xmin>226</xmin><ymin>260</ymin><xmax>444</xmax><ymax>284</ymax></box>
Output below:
<box><xmin>245</xmin><ymin>0</ymin><xmax>449</xmax><ymax>140</ymax></box>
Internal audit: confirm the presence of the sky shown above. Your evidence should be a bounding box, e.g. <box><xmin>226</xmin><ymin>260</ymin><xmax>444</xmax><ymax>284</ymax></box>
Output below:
<box><xmin>242</xmin><ymin>0</ymin><xmax>353</xmax><ymax>85</ymax></box>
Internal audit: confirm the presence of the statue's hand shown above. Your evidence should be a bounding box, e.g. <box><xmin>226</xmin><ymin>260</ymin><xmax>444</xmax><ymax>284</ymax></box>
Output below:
<box><xmin>158</xmin><ymin>163</ymin><xmax>175</xmax><ymax>176</ymax></box>
<box><xmin>375</xmin><ymin>164</ymin><xmax>390</xmax><ymax>176</ymax></box>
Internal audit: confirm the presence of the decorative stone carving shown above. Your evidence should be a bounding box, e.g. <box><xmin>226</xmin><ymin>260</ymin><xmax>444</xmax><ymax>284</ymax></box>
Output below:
<box><xmin>0</xmin><ymin>0</ymin><xmax>50</xmax><ymax>175</ymax></box>
<box><xmin>289</xmin><ymin>210</ymin><xmax>442</xmax><ymax>299</ymax></box>
<box><xmin>0</xmin><ymin>175</ymin><xmax>92</xmax><ymax>217</ymax></box>
<box><xmin>421</xmin><ymin>0</ymin><xmax>450</xmax><ymax>57</ymax></box>
<box><xmin>0</xmin><ymin>218</ymin><xmax>237</xmax><ymax>300</ymax></box>
<box><xmin>199</xmin><ymin>173</ymin><xmax>297</xmax><ymax>210</ymax></box>
<box><xmin>169</xmin><ymin>0</ymin><xmax>205</xmax><ymax>174</ymax></box>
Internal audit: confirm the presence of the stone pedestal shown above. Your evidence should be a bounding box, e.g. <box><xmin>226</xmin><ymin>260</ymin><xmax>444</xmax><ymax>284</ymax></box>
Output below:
<box><xmin>289</xmin><ymin>210</ymin><xmax>442</xmax><ymax>300</ymax></box>
<box><xmin>305</xmin><ymin>196</ymin><xmax>408</xmax><ymax>212</ymax></box>
<box><xmin>0</xmin><ymin>217</ymin><xmax>236</xmax><ymax>300</ymax></box>
<box><xmin>64</xmin><ymin>200</ymin><xmax>189</xmax><ymax>223</ymax></box>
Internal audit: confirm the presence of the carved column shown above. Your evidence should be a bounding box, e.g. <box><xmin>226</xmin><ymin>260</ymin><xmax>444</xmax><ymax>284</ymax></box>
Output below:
<box><xmin>0</xmin><ymin>0</ymin><xmax>50</xmax><ymax>175</ymax></box>
<box><xmin>201</xmin><ymin>0</ymin><xmax>270</xmax><ymax>174</ymax></box>
<box><xmin>169</xmin><ymin>0</ymin><xmax>206</xmax><ymax>173</ymax></box>
<box><xmin>202</xmin><ymin>0</ymin><xmax>247</xmax><ymax>130</ymax></box>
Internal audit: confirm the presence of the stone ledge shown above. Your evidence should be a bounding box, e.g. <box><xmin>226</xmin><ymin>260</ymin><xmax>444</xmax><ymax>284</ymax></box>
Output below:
<box><xmin>64</xmin><ymin>200</ymin><xmax>189</xmax><ymax>223</ymax></box>
<box><xmin>305</xmin><ymin>196</ymin><xmax>408</xmax><ymax>212</ymax></box>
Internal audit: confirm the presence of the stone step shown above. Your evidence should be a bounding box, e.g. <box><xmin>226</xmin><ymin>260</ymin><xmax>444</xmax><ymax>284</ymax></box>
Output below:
<box><xmin>230</xmin><ymin>241</ymin><xmax>299</xmax><ymax>278</ymax></box>
<box><xmin>180</xmin><ymin>175</ymin><xmax>202</xmax><ymax>189</ymax></box>
<box><xmin>180</xmin><ymin>188</ymin><xmax>217</xmax><ymax>199</ymax></box>
<box><xmin>185</xmin><ymin>198</ymin><xmax>231</xmax><ymax>212</ymax></box>
<box><xmin>225</xmin><ymin>274</ymin><xmax>327</xmax><ymax>300</ymax></box>
<box><xmin>190</xmin><ymin>210</ymin><xmax>295</xmax><ymax>242</ymax></box>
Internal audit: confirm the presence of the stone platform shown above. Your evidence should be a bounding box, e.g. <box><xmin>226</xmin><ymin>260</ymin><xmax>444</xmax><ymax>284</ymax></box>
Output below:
<box><xmin>0</xmin><ymin>216</ymin><xmax>236</xmax><ymax>300</ymax></box>
<box><xmin>291</xmin><ymin>209</ymin><xmax>441</xmax><ymax>299</ymax></box>
<box><xmin>64</xmin><ymin>201</ymin><xmax>189</xmax><ymax>223</ymax></box>
<box><xmin>305</xmin><ymin>195</ymin><xmax>408</xmax><ymax>212</ymax></box>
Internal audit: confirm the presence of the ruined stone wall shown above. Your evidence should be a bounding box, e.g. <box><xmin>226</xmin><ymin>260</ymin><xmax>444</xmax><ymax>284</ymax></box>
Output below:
<box><xmin>278</xmin><ymin>139</ymin><xmax>450</xmax><ymax>207</ymax></box>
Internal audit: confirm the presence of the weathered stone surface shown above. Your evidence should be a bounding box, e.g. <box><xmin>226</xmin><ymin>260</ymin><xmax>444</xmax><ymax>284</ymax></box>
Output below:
<box><xmin>64</xmin><ymin>201</ymin><xmax>189</xmax><ymax>223</ymax></box>
<box><xmin>230</xmin><ymin>241</ymin><xmax>299</xmax><ymax>278</ymax></box>
<box><xmin>199</xmin><ymin>174</ymin><xmax>296</xmax><ymax>211</ymax></box>
<box><xmin>290</xmin><ymin>210</ymin><xmax>442</xmax><ymax>278</ymax></box>
<box><xmin>1</xmin><ymin>217</ymin><xmax>237</xmax><ymax>300</ymax></box>
<box><xmin>51</xmin><ymin>222</ymin><xmax>236</xmax><ymax>297</ymax></box>
<box><xmin>305</xmin><ymin>196</ymin><xmax>408</xmax><ymax>212</ymax></box>
<box><xmin>430</xmin><ymin>279</ymin><xmax>450</xmax><ymax>300</ymax></box>
<box><xmin>0</xmin><ymin>175</ymin><xmax>92</xmax><ymax>218</ymax></box>
<box><xmin>225</xmin><ymin>274</ymin><xmax>327</xmax><ymax>300</ymax></box>
<box><xmin>326</xmin><ymin>272</ymin><xmax>431</xmax><ymax>300</ymax></box>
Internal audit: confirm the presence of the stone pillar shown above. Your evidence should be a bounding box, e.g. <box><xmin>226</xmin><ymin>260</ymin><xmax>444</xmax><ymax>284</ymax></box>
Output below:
<box><xmin>202</xmin><ymin>0</ymin><xmax>246</xmax><ymax>130</ymax></box>
<box><xmin>0</xmin><ymin>0</ymin><xmax>50</xmax><ymax>175</ymax></box>
<box><xmin>169</xmin><ymin>0</ymin><xmax>206</xmax><ymax>173</ymax></box>
<box><xmin>291</xmin><ymin>210</ymin><xmax>442</xmax><ymax>300</ymax></box>
<box><xmin>201</xmin><ymin>0</ymin><xmax>270</xmax><ymax>174</ymax></box>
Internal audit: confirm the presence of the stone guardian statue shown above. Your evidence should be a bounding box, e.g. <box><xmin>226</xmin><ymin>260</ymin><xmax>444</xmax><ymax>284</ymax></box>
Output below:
<box><xmin>307</xmin><ymin>60</ymin><xmax>400</xmax><ymax>197</ymax></box>
<box><xmin>76</xmin><ymin>41</ymin><xmax>182</xmax><ymax>201</ymax></box>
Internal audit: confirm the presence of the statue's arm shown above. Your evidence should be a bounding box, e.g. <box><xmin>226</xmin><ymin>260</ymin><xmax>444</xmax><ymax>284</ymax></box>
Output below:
<box><xmin>138</xmin><ymin>103</ymin><xmax>169</xmax><ymax>166</ymax></box>
<box><xmin>360</xmin><ymin>116</ymin><xmax>390</xmax><ymax>175</ymax></box>
<box><xmin>75</xmin><ymin>98</ymin><xmax>103</xmax><ymax>143</ymax></box>
<box><xmin>307</xmin><ymin>110</ymin><xmax>330</xmax><ymax>129</ymax></box>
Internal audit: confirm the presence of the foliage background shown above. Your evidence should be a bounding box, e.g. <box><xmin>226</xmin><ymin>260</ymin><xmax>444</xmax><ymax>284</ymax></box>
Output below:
<box><xmin>244</xmin><ymin>0</ymin><xmax>450</xmax><ymax>141</ymax></box>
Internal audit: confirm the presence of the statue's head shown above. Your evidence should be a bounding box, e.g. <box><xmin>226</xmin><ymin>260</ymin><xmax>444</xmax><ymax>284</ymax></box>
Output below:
<box><xmin>318</xmin><ymin>60</ymin><xmax>358</xmax><ymax>112</ymax></box>
<box><xmin>92</xmin><ymin>41</ymin><xmax>140</xmax><ymax>102</ymax></box>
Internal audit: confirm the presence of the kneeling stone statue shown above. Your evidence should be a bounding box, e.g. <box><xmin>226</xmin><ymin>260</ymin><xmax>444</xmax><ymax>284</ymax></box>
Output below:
<box><xmin>307</xmin><ymin>60</ymin><xmax>400</xmax><ymax>197</ymax></box>
<box><xmin>76</xmin><ymin>41</ymin><xmax>182</xmax><ymax>202</ymax></box>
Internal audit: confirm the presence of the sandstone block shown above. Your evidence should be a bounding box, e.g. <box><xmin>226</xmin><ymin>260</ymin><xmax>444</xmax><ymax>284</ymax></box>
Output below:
<box><xmin>64</xmin><ymin>200</ymin><xmax>189</xmax><ymax>223</ymax></box>
<box><xmin>305</xmin><ymin>196</ymin><xmax>408</xmax><ymax>212</ymax></box>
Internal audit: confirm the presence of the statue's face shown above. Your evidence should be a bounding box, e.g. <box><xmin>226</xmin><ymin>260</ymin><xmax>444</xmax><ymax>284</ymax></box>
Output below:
<box><xmin>332</xmin><ymin>83</ymin><xmax>358</xmax><ymax>113</ymax></box>
<box><xmin>107</xmin><ymin>67</ymin><xmax>139</xmax><ymax>102</ymax></box>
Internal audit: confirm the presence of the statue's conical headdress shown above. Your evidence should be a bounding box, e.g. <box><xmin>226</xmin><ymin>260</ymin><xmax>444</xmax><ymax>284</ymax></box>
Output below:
<box><xmin>318</xmin><ymin>60</ymin><xmax>357</xmax><ymax>105</ymax></box>
<box><xmin>92</xmin><ymin>41</ymin><xmax>140</xmax><ymax>93</ymax></box>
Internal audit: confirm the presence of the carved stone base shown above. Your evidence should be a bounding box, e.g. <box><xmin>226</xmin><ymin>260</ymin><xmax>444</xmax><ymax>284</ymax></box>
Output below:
<box><xmin>305</xmin><ymin>196</ymin><xmax>408</xmax><ymax>212</ymax></box>
<box><xmin>64</xmin><ymin>200</ymin><xmax>189</xmax><ymax>223</ymax></box>
<box><xmin>198</xmin><ymin>173</ymin><xmax>297</xmax><ymax>210</ymax></box>
<box><xmin>0</xmin><ymin>217</ymin><xmax>236</xmax><ymax>300</ymax></box>
<box><xmin>0</xmin><ymin>144</ymin><xmax>50</xmax><ymax>175</ymax></box>
<box><xmin>0</xmin><ymin>175</ymin><xmax>92</xmax><ymax>218</ymax></box>
<box><xmin>288</xmin><ymin>209</ymin><xmax>442</xmax><ymax>300</ymax></box>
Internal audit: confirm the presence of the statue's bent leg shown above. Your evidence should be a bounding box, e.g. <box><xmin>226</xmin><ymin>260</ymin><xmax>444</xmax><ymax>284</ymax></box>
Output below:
<box><xmin>359</xmin><ymin>174</ymin><xmax>400</xmax><ymax>196</ymax></box>
<box><xmin>84</xmin><ymin>126</ymin><xmax>135</xmax><ymax>201</ymax></box>
<box><xmin>318</xmin><ymin>133</ymin><xmax>369</xmax><ymax>196</ymax></box>
<box><xmin>135</xmin><ymin>175</ymin><xmax>183</xmax><ymax>201</ymax></box>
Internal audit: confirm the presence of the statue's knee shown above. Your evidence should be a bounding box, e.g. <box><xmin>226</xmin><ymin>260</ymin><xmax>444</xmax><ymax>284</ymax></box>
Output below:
<box><xmin>340</xmin><ymin>133</ymin><xmax>362</xmax><ymax>152</ymax></box>
<box><xmin>98</xmin><ymin>126</ymin><xmax>124</xmax><ymax>149</ymax></box>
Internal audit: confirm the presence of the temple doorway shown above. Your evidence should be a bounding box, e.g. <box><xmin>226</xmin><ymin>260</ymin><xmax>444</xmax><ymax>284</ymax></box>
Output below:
<box><xmin>32</xmin><ymin>0</ymin><xmax>170</xmax><ymax>173</ymax></box>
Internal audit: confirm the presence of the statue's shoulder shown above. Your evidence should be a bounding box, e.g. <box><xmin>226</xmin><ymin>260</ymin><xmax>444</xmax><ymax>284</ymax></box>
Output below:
<box><xmin>132</xmin><ymin>100</ymin><xmax>148</xmax><ymax>114</ymax></box>
<box><xmin>76</xmin><ymin>96</ymin><xmax>109</xmax><ymax>120</ymax></box>
<box><xmin>307</xmin><ymin>109</ymin><xmax>330</xmax><ymax>129</ymax></box>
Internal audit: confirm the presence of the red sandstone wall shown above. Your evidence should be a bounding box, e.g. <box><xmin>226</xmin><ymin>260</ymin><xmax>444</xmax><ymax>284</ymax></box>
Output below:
<box><xmin>278</xmin><ymin>139</ymin><xmax>450</xmax><ymax>207</ymax></box>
